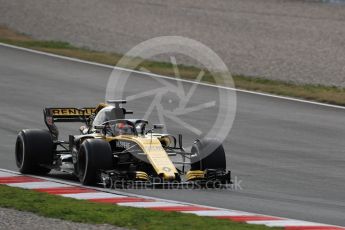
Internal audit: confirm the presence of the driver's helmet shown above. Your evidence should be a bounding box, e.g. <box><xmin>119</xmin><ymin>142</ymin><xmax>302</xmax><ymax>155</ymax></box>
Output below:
<box><xmin>115</xmin><ymin>123</ymin><xmax>134</xmax><ymax>135</ymax></box>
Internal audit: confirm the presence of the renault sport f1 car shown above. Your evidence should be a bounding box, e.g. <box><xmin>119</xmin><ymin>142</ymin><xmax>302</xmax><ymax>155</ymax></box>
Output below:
<box><xmin>15</xmin><ymin>100</ymin><xmax>231</xmax><ymax>187</ymax></box>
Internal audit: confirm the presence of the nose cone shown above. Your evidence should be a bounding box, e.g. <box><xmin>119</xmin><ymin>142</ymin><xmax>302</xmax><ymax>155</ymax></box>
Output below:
<box><xmin>160</xmin><ymin>170</ymin><xmax>176</xmax><ymax>181</ymax></box>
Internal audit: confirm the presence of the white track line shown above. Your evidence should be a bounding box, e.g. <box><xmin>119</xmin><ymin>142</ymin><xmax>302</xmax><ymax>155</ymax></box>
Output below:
<box><xmin>118</xmin><ymin>201</ymin><xmax>186</xmax><ymax>208</ymax></box>
<box><xmin>61</xmin><ymin>192</ymin><xmax>125</xmax><ymax>200</ymax></box>
<box><xmin>181</xmin><ymin>210</ymin><xmax>255</xmax><ymax>216</ymax></box>
<box><xmin>0</xmin><ymin>171</ymin><xmax>20</xmax><ymax>177</ymax></box>
<box><xmin>1</xmin><ymin>42</ymin><xmax>345</xmax><ymax>111</ymax></box>
<box><xmin>247</xmin><ymin>220</ymin><xmax>328</xmax><ymax>227</ymax></box>
<box><xmin>7</xmin><ymin>181</ymin><xmax>71</xmax><ymax>189</ymax></box>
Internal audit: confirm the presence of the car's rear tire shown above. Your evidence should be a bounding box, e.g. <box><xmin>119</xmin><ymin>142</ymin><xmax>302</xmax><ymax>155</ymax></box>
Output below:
<box><xmin>77</xmin><ymin>139</ymin><xmax>113</xmax><ymax>185</ymax></box>
<box><xmin>190</xmin><ymin>138</ymin><xmax>226</xmax><ymax>171</ymax></box>
<box><xmin>15</xmin><ymin>129</ymin><xmax>53</xmax><ymax>175</ymax></box>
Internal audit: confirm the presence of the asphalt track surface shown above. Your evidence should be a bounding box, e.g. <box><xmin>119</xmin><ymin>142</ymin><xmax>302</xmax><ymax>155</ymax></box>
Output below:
<box><xmin>1</xmin><ymin>45</ymin><xmax>345</xmax><ymax>226</ymax></box>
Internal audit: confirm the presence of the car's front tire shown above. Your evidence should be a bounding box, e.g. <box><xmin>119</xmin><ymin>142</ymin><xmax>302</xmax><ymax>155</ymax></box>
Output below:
<box><xmin>15</xmin><ymin>129</ymin><xmax>53</xmax><ymax>174</ymax></box>
<box><xmin>77</xmin><ymin>139</ymin><xmax>113</xmax><ymax>185</ymax></box>
<box><xmin>190</xmin><ymin>138</ymin><xmax>226</xmax><ymax>171</ymax></box>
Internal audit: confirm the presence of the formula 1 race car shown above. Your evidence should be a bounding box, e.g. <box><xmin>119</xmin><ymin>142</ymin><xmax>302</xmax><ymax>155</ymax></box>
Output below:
<box><xmin>15</xmin><ymin>100</ymin><xmax>231</xmax><ymax>188</ymax></box>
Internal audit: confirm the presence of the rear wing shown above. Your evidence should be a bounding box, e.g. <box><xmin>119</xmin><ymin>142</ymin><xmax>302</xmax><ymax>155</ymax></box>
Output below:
<box><xmin>44</xmin><ymin>107</ymin><xmax>96</xmax><ymax>140</ymax></box>
<box><xmin>44</xmin><ymin>107</ymin><xmax>96</xmax><ymax>123</ymax></box>
<box><xmin>43</xmin><ymin>101</ymin><xmax>133</xmax><ymax>140</ymax></box>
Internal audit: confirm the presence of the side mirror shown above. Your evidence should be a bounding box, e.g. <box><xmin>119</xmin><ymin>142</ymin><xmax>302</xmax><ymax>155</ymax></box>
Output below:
<box><xmin>153</xmin><ymin>124</ymin><xmax>164</xmax><ymax>129</ymax></box>
<box><xmin>94</xmin><ymin>125</ymin><xmax>105</xmax><ymax>130</ymax></box>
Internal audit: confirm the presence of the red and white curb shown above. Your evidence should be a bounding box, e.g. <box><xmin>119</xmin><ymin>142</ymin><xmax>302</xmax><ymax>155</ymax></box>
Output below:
<box><xmin>0</xmin><ymin>169</ymin><xmax>344</xmax><ymax>230</ymax></box>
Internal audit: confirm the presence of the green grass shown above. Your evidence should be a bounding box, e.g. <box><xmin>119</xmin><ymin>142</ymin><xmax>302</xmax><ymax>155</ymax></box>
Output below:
<box><xmin>0</xmin><ymin>39</ymin><xmax>74</xmax><ymax>49</ymax></box>
<box><xmin>1</xmin><ymin>26</ymin><xmax>345</xmax><ymax>106</ymax></box>
<box><xmin>0</xmin><ymin>185</ymin><xmax>279</xmax><ymax>230</ymax></box>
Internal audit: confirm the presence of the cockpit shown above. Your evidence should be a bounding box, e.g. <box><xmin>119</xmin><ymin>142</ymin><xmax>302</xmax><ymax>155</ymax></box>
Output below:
<box><xmin>92</xmin><ymin>106</ymin><xmax>148</xmax><ymax>136</ymax></box>
<box><xmin>102</xmin><ymin>119</ymin><xmax>148</xmax><ymax>136</ymax></box>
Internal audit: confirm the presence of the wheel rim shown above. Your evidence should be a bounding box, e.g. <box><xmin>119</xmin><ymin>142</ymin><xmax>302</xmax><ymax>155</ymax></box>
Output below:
<box><xmin>15</xmin><ymin>136</ymin><xmax>24</xmax><ymax>168</ymax></box>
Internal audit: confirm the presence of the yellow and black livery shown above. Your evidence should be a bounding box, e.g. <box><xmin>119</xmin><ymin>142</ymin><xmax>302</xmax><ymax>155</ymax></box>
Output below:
<box><xmin>15</xmin><ymin>100</ymin><xmax>231</xmax><ymax>188</ymax></box>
